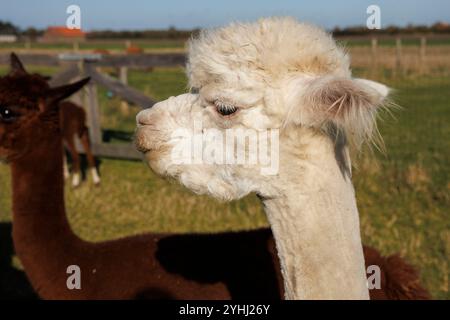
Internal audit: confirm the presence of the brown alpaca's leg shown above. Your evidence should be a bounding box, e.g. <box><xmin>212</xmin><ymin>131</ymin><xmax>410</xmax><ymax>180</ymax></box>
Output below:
<box><xmin>66</xmin><ymin>136</ymin><xmax>81</xmax><ymax>188</ymax></box>
<box><xmin>63</xmin><ymin>150</ymin><xmax>70</xmax><ymax>180</ymax></box>
<box><xmin>80</xmin><ymin>129</ymin><xmax>100</xmax><ymax>185</ymax></box>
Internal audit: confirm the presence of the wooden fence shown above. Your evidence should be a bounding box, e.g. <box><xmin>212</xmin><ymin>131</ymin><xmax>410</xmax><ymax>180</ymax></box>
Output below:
<box><xmin>347</xmin><ymin>36</ymin><xmax>450</xmax><ymax>78</ymax></box>
<box><xmin>0</xmin><ymin>53</ymin><xmax>186</xmax><ymax>160</ymax></box>
<box><xmin>0</xmin><ymin>37</ymin><xmax>448</xmax><ymax>159</ymax></box>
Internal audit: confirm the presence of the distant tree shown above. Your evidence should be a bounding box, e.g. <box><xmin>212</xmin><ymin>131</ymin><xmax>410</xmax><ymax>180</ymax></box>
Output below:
<box><xmin>0</xmin><ymin>20</ymin><xmax>20</xmax><ymax>35</ymax></box>
<box><xmin>167</xmin><ymin>25</ymin><xmax>177</xmax><ymax>39</ymax></box>
<box><xmin>85</xmin><ymin>21</ymin><xmax>450</xmax><ymax>40</ymax></box>
<box><xmin>331</xmin><ymin>26</ymin><xmax>341</xmax><ymax>35</ymax></box>
<box><xmin>432</xmin><ymin>21</ymin><xmax>450</xmax><ymax>33</ymax></box>
<box><xmin>385</xmin><ymin>25</ymin><xmax>400</xmax><ymax>35</ymax></box>
<box><xmin>23</xmin><ymin>27</ymin><xmax>42</xmax><ymax>40</ymax></box>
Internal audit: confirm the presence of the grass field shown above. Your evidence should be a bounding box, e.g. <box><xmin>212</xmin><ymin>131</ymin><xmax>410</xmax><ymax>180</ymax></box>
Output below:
<box><xmin>0</xmin><ymin>40</ymin><xmax>186</xmax><ymax>52</ymax></box>
<box><xmin>1</xmin><ymin>36</ymin><xmax>450</xmax><ymax>53</ymax></box>
<box><xmin>0</xmin><ymin>64</ymin><xmax>448</xmax><ymax>299</ymax></box>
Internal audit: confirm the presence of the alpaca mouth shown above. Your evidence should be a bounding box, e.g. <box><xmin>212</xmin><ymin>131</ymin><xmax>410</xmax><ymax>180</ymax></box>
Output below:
<box><xmin>134</xmin><ymin>134</ymin><xmax>162</xmax><ymax>155</ymax></box>
<box><xmin>134</xmin><ymin>127</ymin><xmax>151</xmax><ymax>153</ymax></box>
<box><xmin>136</xmin><ymin>146</ymin><xmax>151</xmax><ymax>154</ymax></box>
<box><xmin>134</xmin><ymin>125</ymin><xmax>167</xmax><ymax>155</ymax></box>
<box><xmin>134</xmin><ymin>138</ymin><xmax>151</xmax><ymax>154</ymax></box>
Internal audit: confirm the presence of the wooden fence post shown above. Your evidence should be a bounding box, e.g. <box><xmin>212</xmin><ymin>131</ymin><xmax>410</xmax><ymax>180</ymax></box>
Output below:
<box><xmin>419</xmin><ymin>36</ymin><xmax>427</xmax><ymax>75</ymax></box>
<box><xmin>119</xmin><ymin>66</ymin><xmax>130</xmax><ymax>116</ymax></box>
<box><xmin>395</xmin><ymin>37</ymin><xmax>403</xmax><ymax>78</ymax></box>
<box><xmin>0</xmin><ymin>52</ymin><xmax>179</xmax><ymax>160</ymax></box>
<box><xmin>371</xmin><ymin>37</ymin><xmax>378</xmax><ymax>78</ymax></box>
<box><xmin>71</xmin><ymin>61</ymin><xmax>84</xmax><ymax>106</ymax></box>
<box><xmin>25</xmin><ymin>38</ymin><xmax>31</xmax><ymax>51</ymax></box>
<box><xmin>85</xmin><ymin>78</ymin><xmax>102</xmax><ymax>151</ymax></box>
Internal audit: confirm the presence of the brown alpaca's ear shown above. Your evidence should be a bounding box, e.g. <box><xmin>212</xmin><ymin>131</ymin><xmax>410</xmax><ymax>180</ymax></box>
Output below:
<box><xmin>290</xmin><ymin>76</ymin><xmax>389</xmax><ymax>147</ymax></box>
<box><xmin>9</xmin><ymin>52</ymin><xmax>27</xmax><ymax>76</ymax></box>
<box><xmin>42</xmin><ymin>77</ymin><xmax>90</xmax><ymax>111</ymax></box>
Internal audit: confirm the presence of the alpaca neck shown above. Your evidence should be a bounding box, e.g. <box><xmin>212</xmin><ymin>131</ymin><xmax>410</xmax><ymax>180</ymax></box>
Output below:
<box><xmin>261</xmin><ymin>129</ymin><xmax>369</xmax><ymax>299</ymax></box>
<box><xmin>11</xmin><ymin>128</ymin><xmax>79</xmax><ymax>279</ymax></box>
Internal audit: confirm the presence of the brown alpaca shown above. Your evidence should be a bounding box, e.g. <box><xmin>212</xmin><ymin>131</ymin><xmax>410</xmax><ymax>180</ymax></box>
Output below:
<box><xmin>33</xmin><ymin>72</ymin><xmax>99</xmax><ymax>188</ymax></box>
<box><xmin>59</xmin><ymin>101</ymin><xmax>100</xmax><ymax>187</ymax></box>
<box><xmin>0</xmin><ymin>54</ymin><xmax>229</xmax><ymax>299</ymax></box>
<box><xmin>0</xmin><ymin>54</ymin><xmax>429</xmax><ymax>300</ymax></box>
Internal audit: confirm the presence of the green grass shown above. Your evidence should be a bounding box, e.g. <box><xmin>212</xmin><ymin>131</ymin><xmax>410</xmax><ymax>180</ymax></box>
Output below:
<box><xmin>1</xmin><ymin>37</ymin><xmax>449</xmax><ymax>52</ymax></box>
<box><xmin>0</xmin><ymin>40</ymin><xmax>185</xmax><ymax>52</ymax></box>
<box><xmin>0</xmin><ymin>66</ymin><xmax>448</xmax><ymax>299</ymax></box>
<box><xmin>353</xmin><ymin>75</ymin><xmax>450</xmax><ymax>299</ymax></box>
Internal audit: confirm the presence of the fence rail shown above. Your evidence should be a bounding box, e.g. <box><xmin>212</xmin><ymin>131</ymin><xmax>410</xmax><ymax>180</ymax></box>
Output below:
<box><xmin>0</xmin><ymin>53</ymin><xmax>186</xmax><ymax>68</ymax></box>
<box><xmin>1</xmin><ymin>36</ymin><xmax>449</xmax><ymax>159</ymax></box>
<box><xmin>0</xmin><ymin>53</ymin><xmax>175</xmax><ymax>160</ymax></box>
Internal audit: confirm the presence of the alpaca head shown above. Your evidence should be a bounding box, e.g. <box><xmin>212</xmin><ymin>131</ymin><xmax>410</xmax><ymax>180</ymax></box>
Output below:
<box><xmin>0</xmin><ymin>53</ymin><xmax>89</xmax><ymax>162</ymax></box>
<box><xmin>135</xmin><ymin>17</ymin><xmax>389</xmax><ymax>201</ymax></box>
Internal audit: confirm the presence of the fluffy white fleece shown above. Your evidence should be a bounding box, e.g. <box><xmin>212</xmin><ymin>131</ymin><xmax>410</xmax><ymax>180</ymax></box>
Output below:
<box><xmin>135</xmin><ymin>17</ymin><xmax>390</xmax><ymax>299</ymax></box>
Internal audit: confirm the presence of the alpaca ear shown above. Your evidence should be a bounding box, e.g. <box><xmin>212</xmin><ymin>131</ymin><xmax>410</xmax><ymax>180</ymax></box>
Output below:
<box><xmin>9</xmin><ymin>52</ymin><xmax>27</xmax><ymax>76</ymax></box>
<box><xmin>291</xmin><ymin>76</ymin><xmax>389</xmax><ymax>146</ymax></box>
<box><xmin>353</xmin><ymin>78</ymin><xmax>389</xmax><ymax>100</ymax></box>
<box><xmin>41</xmin><ymin>77</ymin><xmax>90</xmax><ymax>111</ymax></box>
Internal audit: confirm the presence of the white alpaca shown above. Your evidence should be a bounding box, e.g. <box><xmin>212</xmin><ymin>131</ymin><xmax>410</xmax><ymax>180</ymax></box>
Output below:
<box><xmin>135</xmin><ymin>17</ymin><xmax>389</xmax><ymax>299</ymax></box>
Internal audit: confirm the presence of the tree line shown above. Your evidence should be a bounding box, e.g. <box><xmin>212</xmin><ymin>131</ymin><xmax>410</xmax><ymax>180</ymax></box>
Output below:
<box><xmin>332</xmin><ymin>22</ymin><xmax>450</xmax><ymax>36</ymax></box>
<box><xmin>1</xmin><ymin>20</ymin><xmax>449</xmax><ymax>40</ymax></box>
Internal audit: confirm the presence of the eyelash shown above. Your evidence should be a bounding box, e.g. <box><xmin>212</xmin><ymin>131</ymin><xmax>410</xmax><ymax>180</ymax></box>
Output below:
<box><xmin>213</xmin><ymin>100</ymin><xmax>239</xmax><ymax>116</ymax></box>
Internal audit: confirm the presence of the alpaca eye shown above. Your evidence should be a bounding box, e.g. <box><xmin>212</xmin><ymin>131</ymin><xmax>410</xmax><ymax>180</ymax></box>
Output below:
<box><xmin>0</xmin><ymin>106</ymin><xmax>17</xmax><ymax>122</ymax></box>
<box><xmin>214</xmin><ymin>100</ymin><xmax>238</xmax><ymax>116</ymax></box>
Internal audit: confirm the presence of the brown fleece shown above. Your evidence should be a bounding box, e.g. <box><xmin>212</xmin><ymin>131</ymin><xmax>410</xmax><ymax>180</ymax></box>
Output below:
<box><xmin>59</xmin><ymin>101</ymin><xmax>97</xmax><ymax>175</ymax></box>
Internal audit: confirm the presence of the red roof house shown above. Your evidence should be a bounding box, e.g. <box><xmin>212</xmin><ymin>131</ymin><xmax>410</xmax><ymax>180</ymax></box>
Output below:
<box><xmin>40</xmin><ymin>26</ymin><xmax>86</xmax><ymax>42</ymax></box>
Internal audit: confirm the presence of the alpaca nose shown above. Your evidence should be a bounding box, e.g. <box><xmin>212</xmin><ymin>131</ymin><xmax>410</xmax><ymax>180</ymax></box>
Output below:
<box><xmin>136</xmin><ymin>109</ymin><xmax>153</xmax><ymax>126</ymax></box>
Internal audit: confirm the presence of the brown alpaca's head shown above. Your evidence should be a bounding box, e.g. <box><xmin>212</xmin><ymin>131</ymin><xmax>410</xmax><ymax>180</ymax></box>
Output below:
<box><xmin>0</xmin><ymin>53</ymin><xmax>89</xmax><ymax>162</ymax></box>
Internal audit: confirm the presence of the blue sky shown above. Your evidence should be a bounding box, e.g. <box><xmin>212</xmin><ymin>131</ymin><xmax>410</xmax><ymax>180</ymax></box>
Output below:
<box><xmin>1</xmin><ymin>0</ymin><xmax>449</xmax><ymax>30</ymax></box>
